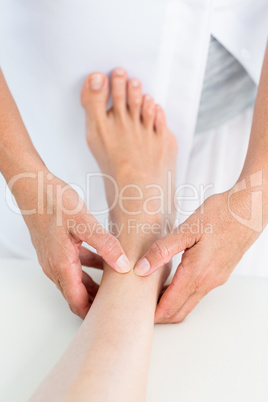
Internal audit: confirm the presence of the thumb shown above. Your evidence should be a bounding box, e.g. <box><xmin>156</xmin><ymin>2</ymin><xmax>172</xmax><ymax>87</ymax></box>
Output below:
<box><xmin>74</xmin><ymin>217</ymin><xmax>131</xmax><ymax>273</ymax></box>
<box><xmin>134</xmin><ymin>222</ymin><xmax>198</xmax><ymax>276</ymax></box>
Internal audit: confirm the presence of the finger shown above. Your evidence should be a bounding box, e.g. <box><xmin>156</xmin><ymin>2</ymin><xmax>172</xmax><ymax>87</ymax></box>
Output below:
<box><xmin>157</xmin><ymin>284</ymin><xmax>169</xmax><ymax>304</ymax></box>
<box><xmin>42</xmin><ymin>262</ymin><xmax>64</xmax><ymax>293</ymax></box>
<box><xmin>56</xmin><ymin>258</ymin><xmax>92</xmax><ymax>319</ymax></box>
<box><xmin>82</xmin><ymin>270</ymin><xmax>100</xmax><ymax>302</ymax></box>
<box><xmin>68</xmin><ymin>301</ymin><xmax>92</xmax><ymax>315</ymax></box>
<box><xmin>154</xmin><ymin>263</ymin><xmax>197</xmax><ymax>324</ymax></box>
<box><xmin>134</xmin><ymin>219</ymin><xmax>198</xmax><ymax>276</ymax></box>
<box><xmin>168</xmin><ymin>291</ymin><xmax>204</xmax><ymax>324</ymax></box>
<box><xmin>89</xmin><ymin>231</ymin><xmax>130</xmax><ymax>273</ymax></box>
<box><xmin>73</xmin><ymin>216</ymin><xmax>131</xmax><ymax>274</ymax></box>
<box><xmin>79</xmin><ymin>246</ymin><xmax>103</xmax><ymax>269</ymax></box>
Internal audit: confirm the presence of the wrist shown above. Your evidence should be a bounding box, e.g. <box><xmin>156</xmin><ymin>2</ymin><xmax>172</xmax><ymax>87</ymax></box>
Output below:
<box><xmin>229</xmin><ymin>173</ymin><xmax>268</xmax><ymax>234</ymax></box>
<box><xmin>238</xmin><ymin>166</ymin><xmax>268</xmax><ymax>205</ymax></box>
<box><xmin>0</xmin><ymin>144</ymin><xmax>46</xmax><ymax>182</ymax></box>
<box><xmin>6</xmin><ymin>161</ymin><xmax>50</xmax><ymax>207</ymax></box>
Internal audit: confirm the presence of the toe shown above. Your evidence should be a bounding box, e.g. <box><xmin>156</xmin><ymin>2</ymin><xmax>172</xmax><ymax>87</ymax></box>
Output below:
<box><xmin>127</xmin><ymin>78</ymin><xmax>142</xmax><ymax>120</ymax></box>
<box><xmin>81</xmin><ymin>72</ymin><xmax>109</xmax><ymax>119</ymax></box>
<box><xmin>142</xmin><ymin>95</ymin><xmax>155</xmax><ymax>129</ymax></box>
<box><xmin>155</xmin><ymin>105</ymin><xmax>166</xmax><ymax>134</ymax></box>
<box><xmin>111</xmin><ymin>68</ymin><xmax>128</xmax><ymax>116</ymax></box>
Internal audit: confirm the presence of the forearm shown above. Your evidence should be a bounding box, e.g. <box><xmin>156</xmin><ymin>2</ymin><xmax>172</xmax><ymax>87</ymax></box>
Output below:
<box><xmin>0</xmin><ymin>69</ymin><xmax>45</xmax><ymax>183</ymax></box>
<box><xmin>238</xmin><ymin>45</ymin><xmax>268</xmax><ymax>201</ymax></box>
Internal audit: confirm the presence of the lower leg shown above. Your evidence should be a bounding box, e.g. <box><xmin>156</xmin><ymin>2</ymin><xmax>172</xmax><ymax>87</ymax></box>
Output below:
<box><xmin>30</xmin><ymin>68</ymin><xmax>177</xmax><ymax>402</ymax></box>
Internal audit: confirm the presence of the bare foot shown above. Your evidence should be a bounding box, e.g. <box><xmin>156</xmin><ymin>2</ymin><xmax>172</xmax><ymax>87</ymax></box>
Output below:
<box><xmin>81</xmin><ymin>68</ymin><xmax>178</xmax><ymax>228</ymax></box>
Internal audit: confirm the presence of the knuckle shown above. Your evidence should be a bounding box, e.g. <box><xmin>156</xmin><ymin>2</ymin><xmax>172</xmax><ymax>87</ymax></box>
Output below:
<box><xmin>217</xmin><ymin>274</ymin><xmax>229</xmax><ymax>287</ymax></box>
<box><xmin>65</xmin><ymin>294</ymin><xmax>78</xmax><ymax>311</ymax></box>
<box><xmin>181</xmin><ymin>247</ymin><xmax>200</xmax><ymax>268</ymax></box>
<box><xmin>99</xmin><ymin>234</ymin><xmax>118</xmax><ymax>256</ymax></box>
<box><xmin>61</xmin><ymin>281</ymin><xmax>76</xmax><ymax>301</ymax></box>
<box><xmin>42</xmin><ymin>264</ymin><xmax>53</xmax><ymax>281</ymax></box>
<box><xmin>51</xmin><ymin>262</ymin><xmax>61</xmax><ymax>282</ymax></box>
<box><xmin>188</xmin><ymin>282</ymin><xmax>197</xmax><ymax>294</ymax></box>
<box><xmin>36</xmin><ymin>252</ymin><xmax>44</xmax><ymax>268</ymax></box>
<box><xmin>68</xmin><ymin>300</ymin><xmax>87</xmax><ymax>319</ymax></box>
<box><xmin>157</xmin><ymin>304</ymin><xmax>175</xmax><ymax>320</ymax></box>
<box><xmin>151</xmin><ymin>239</ymin><xmax>170</xmax><ymax>262</ymax></box>
<box><xmin>164</xmin><ymin>308</ymin><xmax>177</xmax><ymax>319</ymax></box>
<box><xmin>180</xmin><ymin>253</ymin><xmax>190</xmax><ymax>268</ymax></box>
<box><xmin>55</xmin><ymin>280</ymin><xmax>63</xmax><ymax>292</ymax></box>
<box><xmin>172</xmin><ymin>317</ymin><xmax>184</xmax><ymax>324</ymax></box>
<box><xmin>69</xmin><ymin>304</ymin><xmax>79</xmax><ymax>315</ymax></box>
<box><xmin>47</xmin><ymin>252</ymin><xmax>56</xmax><ymax>270</ymax></box>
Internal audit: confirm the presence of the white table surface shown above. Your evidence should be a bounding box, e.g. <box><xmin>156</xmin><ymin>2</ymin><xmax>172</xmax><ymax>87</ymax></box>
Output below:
<box><xmin>1</xmin><ymin>259</ymin><xmax>268</xmax><ymax>402</ymax></box>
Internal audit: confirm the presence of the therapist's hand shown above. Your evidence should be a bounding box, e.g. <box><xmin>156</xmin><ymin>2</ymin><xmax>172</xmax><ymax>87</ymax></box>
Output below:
<box><xmin>11</xmin><ymin>169</ymin><xmax>130</xmax><ymax>318</ymax></box>
<box><xmin>134</xmin><ymin>186</ymin><xmax>263</xmax><ymax>323</ymax></box>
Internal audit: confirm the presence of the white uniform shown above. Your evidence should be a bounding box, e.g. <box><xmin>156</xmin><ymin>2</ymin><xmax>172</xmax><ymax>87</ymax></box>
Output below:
<box><xmin>0</xmin><ymin>0</ymin><xmax>267</xmax><ymax>276</ymax></box>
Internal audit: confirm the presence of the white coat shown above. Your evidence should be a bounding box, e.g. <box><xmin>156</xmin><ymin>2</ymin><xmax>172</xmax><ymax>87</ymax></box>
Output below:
<box><xmin>0</xmin><ymin>0</ymin><xmax>267</xmax><ymax>276</ymax></box>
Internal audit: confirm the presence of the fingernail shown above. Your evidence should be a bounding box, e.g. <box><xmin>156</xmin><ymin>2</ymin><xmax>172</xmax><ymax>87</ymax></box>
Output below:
<box><xmin>114</xmin><ymin>68</ymin><xmax>125</xmax><ymax>76</ymax></box>
<box><xmin>115</xmin><ymin>254</ymin><xmax>131</xmax><ymax>273</ymax></box>
<box><xmin>134</xmin><ymin>258</ymin><xmax>151</xmax><ymax>276</ymax></box>
<box><xmin>89</xmin><ymin>73</ymin><xmax>104</xmax><ymax>90</ymax></box>
<box><xmin>131</xmin><ymin>78</ymin><xmax>140</xmax><ymax>87</ymax></box>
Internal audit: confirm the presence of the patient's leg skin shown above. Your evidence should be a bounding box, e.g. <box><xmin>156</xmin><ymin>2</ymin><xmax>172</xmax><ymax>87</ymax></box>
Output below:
<box><xmin>30</xmin><ymin>69</ymin><xmax>177</xmax><ymax>402</ymax></box>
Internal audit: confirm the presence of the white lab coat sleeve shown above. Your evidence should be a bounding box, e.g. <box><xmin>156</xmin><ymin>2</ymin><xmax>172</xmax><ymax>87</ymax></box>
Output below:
<box><xmin>211</xmin><ymin>0</ymin><xmax>268</xmax><ymax>85</ymax></box>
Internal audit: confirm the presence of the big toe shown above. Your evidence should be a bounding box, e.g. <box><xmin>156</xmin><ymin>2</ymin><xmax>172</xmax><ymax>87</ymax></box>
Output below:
<box><xmin>81</xmin><ymin>72</ymin><xmax>109</xmax><ymax>119</ymax></box>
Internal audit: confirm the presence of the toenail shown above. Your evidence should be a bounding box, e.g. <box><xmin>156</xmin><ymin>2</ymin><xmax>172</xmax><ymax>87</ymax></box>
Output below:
<box><xmin>114</xmin><ymin>68</ymin><xmax>125</xmax><ymax>76</ymax></box>
<box><xmin>145</xmin><ymin>95</ymin><xmax>151</xmax><ymax>101</ymax></box>
<box><xmin>131</xmin><ymin>79</ymin><xmax>140</xmax><ymax>87</ymax></box>
<box><xmin>89</xmin><ymin>74</ymin><xmax>104</xmax><ymax>90</ymax></box>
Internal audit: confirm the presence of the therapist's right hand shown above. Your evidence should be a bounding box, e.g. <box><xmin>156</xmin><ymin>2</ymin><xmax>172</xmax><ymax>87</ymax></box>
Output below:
<box><xmin>10</xmin><ymin>168</ymin><xmax>130</xmax><ymax>318</ymax></box>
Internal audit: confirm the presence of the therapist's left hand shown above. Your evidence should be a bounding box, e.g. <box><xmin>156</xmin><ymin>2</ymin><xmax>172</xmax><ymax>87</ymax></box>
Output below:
<box><xmin>134</xmin><ymin>186</ymin><xmax>263</xmax><ymax>323</ymax></box>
